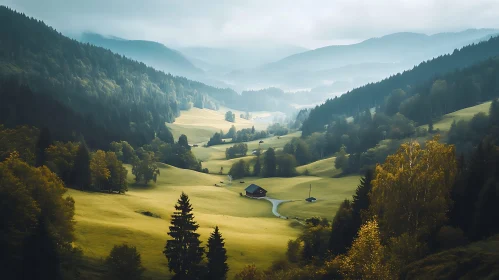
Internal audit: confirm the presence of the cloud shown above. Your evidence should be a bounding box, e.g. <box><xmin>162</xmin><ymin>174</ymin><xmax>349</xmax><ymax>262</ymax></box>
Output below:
<box><xmin>2</xmin><ymin>0</ymin><xmax>499</xmax><ymax>48</ymax></box>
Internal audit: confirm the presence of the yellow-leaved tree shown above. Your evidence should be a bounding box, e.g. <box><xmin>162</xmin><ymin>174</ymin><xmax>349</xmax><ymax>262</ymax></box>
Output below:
<box><xmin>90</xmin><ymin>150</ymin><xmax>111</xmax><ymax>189</ymax></box>
<box><xmin>369</xmin><ymin>136</ymin><xmax>457</xmax><ymax>240</ymax></box>
<box><xmin>338</xmin><ymin>219</ymin><xmax>391</xmax><ymax>280</ymax></box>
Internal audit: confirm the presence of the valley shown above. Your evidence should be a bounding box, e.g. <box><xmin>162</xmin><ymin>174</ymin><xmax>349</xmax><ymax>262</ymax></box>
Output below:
<box><xmin>69</xmin><ymin>112</ymin><xmax>358</xmax><ymax>279</ymax></box>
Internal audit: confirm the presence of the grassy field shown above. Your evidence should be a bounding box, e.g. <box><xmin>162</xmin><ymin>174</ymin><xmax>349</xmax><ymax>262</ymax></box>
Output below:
<box><xmin>193</xmin><ymin>131</ymin><xmax>301</xmax><ymax>169</ymax></box>
<box><xmin>166</xmin><ymin>108</ymin><xmax>274</xmax><ymax>144</ymax></box>
<box><xmin>70</xmin><ymin>108</ymin><xmax>359</xmax><ymax>279</ymax></box>
<box><xmin>430</xmin><ymin>101</ymin><xmax>491</xmax><ymax>131</ymax></box>
<box><xmin>70</xmin><ymin>164</ymin><xmax>303</xmax><ymax>279</ymax></box>
<box><xmin>296</xmin><ymin>156</ymin><xmax>339</xmax><ymax>177</ymax></box>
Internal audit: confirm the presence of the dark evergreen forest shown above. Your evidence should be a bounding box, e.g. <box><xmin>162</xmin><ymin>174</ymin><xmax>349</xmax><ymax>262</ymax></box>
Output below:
<box><xmin>302</xmin><ymin>35</ymin><xmax>499</xmax><ymax>136</ymax></box>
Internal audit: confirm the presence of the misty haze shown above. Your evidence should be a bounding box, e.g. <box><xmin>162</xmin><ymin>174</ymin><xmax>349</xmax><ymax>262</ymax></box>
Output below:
<box><xmin>1</xmin><ymin>1</ymin><xmax>499</xmax><ymax>279</ymax></box>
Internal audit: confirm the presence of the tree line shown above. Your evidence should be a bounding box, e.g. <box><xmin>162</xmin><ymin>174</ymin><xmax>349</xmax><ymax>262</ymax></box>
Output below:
<box><xmin>301</xmin><ymin>34</ymin><xmax>499</xmax><ymax>136</ymax></box>
<box><xmin>0</xmin><ymin>6</ymin><xmax>247</xmax><ymax>149</ymax></box>
<box><xmin>207</xmin><ymin>125</ymin><xmax>267</xmax><ymax>147</ymax></box>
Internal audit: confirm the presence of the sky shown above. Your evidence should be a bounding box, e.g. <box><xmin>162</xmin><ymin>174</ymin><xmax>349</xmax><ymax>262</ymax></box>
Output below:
<box><xmin>2</xmin><ymin>0</ymin><xmax>499</xmax><ymax>49</ymax></box>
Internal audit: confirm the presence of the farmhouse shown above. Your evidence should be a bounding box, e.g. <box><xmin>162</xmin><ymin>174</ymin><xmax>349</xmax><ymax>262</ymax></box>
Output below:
<box><xmin>245</xmin><ymin>184</ymin><xmax>267</xmax><ymax>198</ymax></box>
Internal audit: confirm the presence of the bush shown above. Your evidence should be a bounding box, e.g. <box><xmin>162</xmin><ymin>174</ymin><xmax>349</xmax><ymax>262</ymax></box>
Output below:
<box><xmin>229</xmin><ymin>160</ymin><xmax>250</xmax><ymax>179</ymax></box>
<box><xmin>105</xmin><ymin>244</ymin><xmax>145</xmax><ymax>280</ymax></box>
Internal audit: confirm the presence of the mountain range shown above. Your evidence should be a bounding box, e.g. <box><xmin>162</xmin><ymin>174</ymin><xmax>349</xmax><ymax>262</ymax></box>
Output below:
<box><xmin>226</xmin><ymin>29</ymin><xmax>499</xmax><ymax>92</ymax></box>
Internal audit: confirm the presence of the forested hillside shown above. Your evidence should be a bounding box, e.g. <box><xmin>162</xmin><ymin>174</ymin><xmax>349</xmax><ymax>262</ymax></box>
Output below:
<box><xmin>0</xmin><ymin>6</ymin><xmax>239</xmax><ymax>148</ymax></box>
<box><xmin>302</xmin><ymin>35</ymin><xmax>499</xmax><ymax>136</ymax></box>
<box><xmin>80</xmin><ymin>33</ymin><xmax>203</xmax><ymax>78</ymax></box>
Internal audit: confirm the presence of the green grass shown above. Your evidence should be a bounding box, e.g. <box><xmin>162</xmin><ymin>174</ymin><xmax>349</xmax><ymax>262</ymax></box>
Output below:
<box><xmin>69</xmin><ymin>164</ymin><xmax>359</xmax><ymax>279</ymax></box>
<box><xmin>429</xmin><ymin>101</ymin><xmax>491</xmax><ymax>131</ymax></box>
<box><xmin>296</xmin><ymin>157</ymin><xmax>339</xmax><ymax>177</ymax></box>
<box><xmin>221</xmin><ymin>175</ymin><xmax>360</xmax><ymax>220</ymax></box>
<box><xmin>194</xmin><ymin>131</ymin><xmax>301</xmax><ymax>172</ymax></box>
<box><xmin>69</xmin><ymin>164</ymin><xmax>303</xmax><ymax>279</ymax></box>
<box><xmin>69</xmin><ymin>108</ymin><xmax>358</xmax><ymax>278</ymax></box>
<box><xmin>166</xmin><ymin>108</ymin><xmax>271</xmax><ymax>144</ymax></box>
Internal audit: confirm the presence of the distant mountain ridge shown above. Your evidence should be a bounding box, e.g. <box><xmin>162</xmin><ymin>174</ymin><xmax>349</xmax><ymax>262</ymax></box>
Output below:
<box><xmin>263</xmin><ymin>29</ymin><xmax>499</xmax><ymax>72</ymax></box>
<box><xmin>224</xmin><ymin>29</ymin><xmax>499</xmax><ymax>93</ymax></box>
<box><xmin>79</xmin><ymin>32</ymin><xmax>203</xmax><ymax>77</ymax></box>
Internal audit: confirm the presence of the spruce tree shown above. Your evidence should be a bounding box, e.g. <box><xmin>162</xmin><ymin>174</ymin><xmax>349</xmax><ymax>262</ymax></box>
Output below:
<box><xmin>71</xmin><ymin>142</ymin><xmax>91</xmax><ymax>190</ymax></box>
<box><xmin>206</xmin><ymin>226</ymin><xmax>229</xmax><ymax>280</ymax></box>
<box><xmin>262</xmin><ymin>148</ymin><xmax>276</xmax><ymax>177</ymax></box>
<box><xmin>164</xmin><ymin>193</ymin><xmax>204</xmax><ymax>279</ymax></box>
<box><xmin>352</xmin><ymin>169</ymin><xmax>374</xmax><ymax>225</ymax></box>
<box><xmin>253</xmin><ymin>156</ymin><xmax>261</xmax><ymax>176</ymax></box>
<box><xmin>35</xmin><ymin>127</ymin><xmax>52</xmax><ymax>167</ymax></box>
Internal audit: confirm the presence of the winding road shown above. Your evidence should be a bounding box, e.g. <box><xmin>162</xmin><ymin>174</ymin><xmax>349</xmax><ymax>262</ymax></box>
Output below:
<box><xmin>257</xmin><ymin>197</ymin><xmax>296</xmax><ymax>219</ymax></box>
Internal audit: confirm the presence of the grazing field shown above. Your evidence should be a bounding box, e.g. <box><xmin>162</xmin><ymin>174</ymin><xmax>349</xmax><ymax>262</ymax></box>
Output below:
<box><xmin>70</xmin><ymin>166</ymin><xmax>358</xmax><ymax>279</ymax></box>
<box><xmin>194</xmin><ymin>131</ymin><xmax>301</xmax><ymax>169</ymax></box>
<box><xmin>431</xmin><ymin>101</ymin><xmax>491</xmax><ymax>131</ymax></box>
<box><xmin>70</xmin><ymin>108</ymin><xmax>358</xmax><ymax>279</ymax></box>
<box><xmin>166</xmin><ymin>108</ymin><xmax>275</xmax><ymax>144</ymax></box>
<box><xmin>224</xmin><ymin>175</ymin><xmax>360</xmax><ymax>219</ymax></box>
<box><xmin>296</xmin><ymin>156</ymin><xmax>339</xmax><ymax>177</ymax></box>
<box><xmin>70</xmin><ymin>164</ymin><xmax>303</xmax><ymax>279</ymax></box>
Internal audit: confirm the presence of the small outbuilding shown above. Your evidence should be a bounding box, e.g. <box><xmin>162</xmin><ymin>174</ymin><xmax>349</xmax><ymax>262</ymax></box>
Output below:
<box><xmin>245</xmin><ymin>184</ymin><xmax>267</xmax><ymax>198</ymax></box>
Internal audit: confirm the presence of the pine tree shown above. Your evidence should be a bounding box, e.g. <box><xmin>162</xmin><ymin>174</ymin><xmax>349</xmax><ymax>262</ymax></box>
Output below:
<box><xmin>352</xmin><ymin>169</ymin><xmax>374</xmax><ymax>226</ymax></box>
<box><xmin>35</xmin><ymin>127</ymin><xmax>52</xmax><ymax>167</ymax></box>
<box><xmin>71</xmin><ymin>142</ymin><xmax>91</xmax><ymax>190</ymax></box>
<box><xmin>253</xmin><ymin>156</ymin><xmax>261</xmax><ymax>176</ymax></box>
<box><xmin>262</xmin><ymin>148</ymin><xmax>276</xmax><ymax>177</ymax></box>
<box><xmin>206</xmin><ymin>226</ymin><xmax>229</xmax><ymax>280</ymax></box>
<box><xmin>164</xmin><ymin>193</ymin><xmax>204</xmax><ymax>279</ymax></box>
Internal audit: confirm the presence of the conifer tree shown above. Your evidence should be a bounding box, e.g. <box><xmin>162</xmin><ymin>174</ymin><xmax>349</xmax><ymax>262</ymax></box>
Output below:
<box><xmin>35</xmin><ymin>127</ymin><xmax>52</xmax><ymax>167</ymax></box>
<box><xmin>206</xmin><ymin>226</ymin><xmax>229</xmax><ymax>280</ymax></box>
<box><xmin>253</xmin><ymin>156</ymin><xmax>261</xmax><ymax>176</ymax></box>
<box><xmin>71</xmin><ymin>142</ymin><xmax>91</xmax><ymax>190</ymax></box>
<box><xmin>352</xmin><ymin>169</ymin><xmax>374</xmax><ymax>226</ymax></box>
<box><xmin>164</xmin><ymin>193</ymin><xmax>204</xmax><ymax>279</ymax></box>
<box><xmin>262</xmin><ymin>148</ymin><xmax>276</xmax><ymax>177</ymax></box>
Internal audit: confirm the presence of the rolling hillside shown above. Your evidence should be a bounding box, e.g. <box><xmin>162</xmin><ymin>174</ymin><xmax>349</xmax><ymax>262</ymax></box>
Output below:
<box><xmin>80</xmin><ymin>33</ymin><xmax>202</xmax><ymax>77</ymax></box>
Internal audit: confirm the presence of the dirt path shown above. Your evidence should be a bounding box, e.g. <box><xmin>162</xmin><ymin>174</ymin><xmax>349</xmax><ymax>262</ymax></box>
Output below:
<box><xmin>258</xmin><ymin>197</ymin><xmax>297</xmax><ymax>219</ymax></box>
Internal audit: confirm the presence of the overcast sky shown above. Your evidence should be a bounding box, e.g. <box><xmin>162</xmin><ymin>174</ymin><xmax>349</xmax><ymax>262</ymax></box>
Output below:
<box><xmin>2</xmin><ymin>0</ymin><xmax>499</xmax><ymax>49</ymax></box>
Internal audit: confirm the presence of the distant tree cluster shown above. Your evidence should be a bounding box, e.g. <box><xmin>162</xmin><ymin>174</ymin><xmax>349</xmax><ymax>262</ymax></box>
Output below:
<box><xmin>240</xmin><ymin>112</ymin><xmax>251</xmax><ymax>120</ymax></box>
<box><xmin>267</xmin><ymin>123</ymin><xmax>289</xmax><ymax>136</ymax></box>
<box><xmin>207</xmin><ymin>126</ymin><xmax>267</xmax><ymax>147</ymax></box>
<box><xmin>225</xmin><ymin>143</ymin><xmax>248</xmax><ymax>159</ymax></box>
<box><xmin>225</xmin><ymin>111</ymin><xmax>236</xmax><ymax>122</ymax></box>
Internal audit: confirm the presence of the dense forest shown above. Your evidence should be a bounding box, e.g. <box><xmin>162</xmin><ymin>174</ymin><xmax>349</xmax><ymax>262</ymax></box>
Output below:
<box><xmin>291</xmin><ymin>44</ymin><xmax>499</xmax><ymax>174</ymax></box>
<box><xmin>0</xmin><ymin>6</ymin><xmax>241</xmax><ymax>148</ymax></box>
<box><xmin>302</xmin><ymin>35</ymin><xmax>499</xmax><ymax>136</ymax></box>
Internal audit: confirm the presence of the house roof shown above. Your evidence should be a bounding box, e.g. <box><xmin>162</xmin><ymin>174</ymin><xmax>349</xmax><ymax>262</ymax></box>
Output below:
<box><xmin>245</xmin><ymin>184</ymin><xmax>266</xmax><ymax>193</ymax></box>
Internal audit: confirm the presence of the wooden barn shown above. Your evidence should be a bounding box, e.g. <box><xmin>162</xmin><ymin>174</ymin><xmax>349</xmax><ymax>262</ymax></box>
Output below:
<box><xmin>245</xmin><ymin>184</ymin><xmax>267</xmax><ymax>198</ymax></box>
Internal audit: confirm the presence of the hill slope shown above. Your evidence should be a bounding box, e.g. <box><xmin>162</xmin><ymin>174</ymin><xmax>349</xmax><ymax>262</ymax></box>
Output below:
<box><xmin>402</xmin><ymin>235</ymin><xmax>499</xmax><ymax>280</ymax></box>
<box><xmin>0</xmin><ymin>6</ymin><xmax>240</xmax><ymax>147</ymax></box>
<box><xmin>80</xmin><ymin>33</ymin><xmax>202</xmax><ymax>78</ymax></box>
<box><xmin>302</xmin><ymin>35</ymin><xmax>499</xmax><ymax>135</ymax></box>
